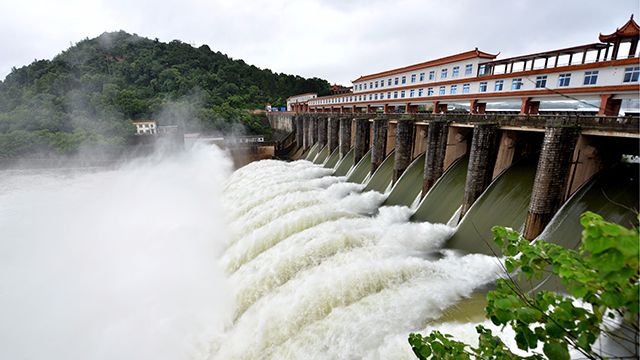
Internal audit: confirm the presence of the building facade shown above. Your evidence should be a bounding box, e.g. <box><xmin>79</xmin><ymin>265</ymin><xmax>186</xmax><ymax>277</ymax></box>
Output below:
<box><xmin>300</xmin><ymin>17</ymin><xmax>639</xmax><ymax>116</ymax></box>
<box><xmin>286</xmin><ymin>93</ymin><xmax>317</xmax><ymax>112</ymax></box>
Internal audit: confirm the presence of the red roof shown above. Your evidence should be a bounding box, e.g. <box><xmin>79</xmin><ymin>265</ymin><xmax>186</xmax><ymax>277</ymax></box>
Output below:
<box><xmin>352</xmin><ymin>48</ymin><xmax>498</xmax><ymax>83</ymax></box>
<box><xmin>599</xmin><ymin>15</ymin><xmax>640</xmax><ymax>42</ymax></box>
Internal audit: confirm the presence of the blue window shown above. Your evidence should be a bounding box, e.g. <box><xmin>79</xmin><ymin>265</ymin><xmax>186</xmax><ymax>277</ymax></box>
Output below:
<box><xmin>419</xmin><ymin>72</ymin><xmax>425</xmax><ymax>81</ymax></box>
<box><xmin>450</xmin><ymin>85</ymin><xmax>457</xmax><ymax>94</ymax></box>
<box><xmin>557</xmin><ymin>73</ymin><xmax>571</xmax><ymax>87</ymax></box>
<box><xmin>364</xmin><ymin>83</ymin><xmax>367</xmax><ymax>90</ymax></box>
<box><xmin>479</xmin><ymin>82</ymin><xmax>487</xmax><ymax>92</ymax></box>
<box><xmin>495</xmin><ymin>80</ymin><xmax>504</xmax><ymax>91</ymax></box>
<box><xmin>418</xmin><ymin>88</ymin><xmax>424</xmax><ymax>96</ymax></box>
<box><xmin>394</xmin><ymin>77</ymin><xmax>399</xmax><ymax>85</ymax></box>
<box><xmin>439</xmin><ymin>86</ymin><xmax>446</xmax><ymax>95</ymax></box>
<box><xmin>380</xmin><ymin>93</ymin><xmax>384</xmax><ymax>100</ymax></box>
<box><xmin>374</xmin><ymin>81</ymin><xmax>378</xmax><ymax>88</ymax></box>
<box><xmin>452</xmin><ymin>66</ymin><xmax>460</xmax><ymax>77</ymax></box>
<box><xmin>441</xmin><ymin>69</ymin><xmax>448</xmax><ymax>79</ymax></box>
<box><xmin>370</xmin><ymin>82</ymin><xmax>373</xmax><ymax>89</ymax></box>
<box><xmin>511</xmin><ymin>78</ymin><xmax>523</xmax><ymax>90</ymax></box>
<box><xmin>410</xmin><ymin>89</ymin><xmax>415</xmax><ymax>97</ymax></box>
<box><xmin>465</xmin><ymin>64</ymin><xmax>473</xmax><ymax>75</ymax></box>
<box><xmin>374</xmin><ymin>93</ymin><xmax>378</xmax><ymax>100</ymax></box>
<box><xmin>462</xmin><ymin>84</ymin><xmax>470</xmax><ymax>93</ymax></box>
<box><xmin>583</xmin><ymin>71</ymin><xmax>598</xmax><ymax>85</ymax></box>
<box><xmin>387</xmin><ymin>92</ymin><xmax>391</xmax><ymax>99</ymax></box>
<box><xmin>427</xmin><ymin>87</ymin><xmax>434</xmax><ymax>96</ymax></box>
<box><xmin>400</xmin><ymin>90</ymin><xmax>406</xmax><ymax>98</ymax></box>
<box><xmin>411</xmin><ymin>74</ymin><xmax>416</xmax><ymax>83</ymax></box>
<box><xmin>388</xmin><ymin>79</ymin><xmax>392</xmax><ymax>86</ymax></box>
<box><xmin>428</xmin><ymin>71</ymin><xmax>435</xmax><ymax>80</ymax></box>
<box><xmin>535</xmin><ymin>75</ymin><xmax>547</xmax><ymax>88</ymax></box>
<box><xmin>393</xmin><ymin>91</ymin><xmax>398</xmax><ymax>99</ymax></box>
<box><xmin>401</xmin><ymin>76</ymin><xmax>406</xmax><ymax>84</ymax></box>
<box><xmin>623</xmin><ymin>67</ymin><xmax>639</xmax><ymax>82</ymax></box>
<box><xmin>369</xmin><ymin>94</ymin><xmax>372</xmax><ymax>100</ymax></box>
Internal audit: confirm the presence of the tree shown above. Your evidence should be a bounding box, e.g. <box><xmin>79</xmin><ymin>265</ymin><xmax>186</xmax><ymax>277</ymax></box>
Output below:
<box><xmin>409</xmin><ymin>212</ymin><xmax>639</xmax><ymax>359</ymax></box>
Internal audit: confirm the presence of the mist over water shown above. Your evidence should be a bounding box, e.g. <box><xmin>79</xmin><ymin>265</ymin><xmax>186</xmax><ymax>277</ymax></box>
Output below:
<box><xmin>0</xmin><ymin>145</ymin><xmax>505</xmax><ymax>360</ymax></box>
<box><xmin>0</xmin><ymin>145</ymin><xmax>235</xmax><ymax>360</ymax></box>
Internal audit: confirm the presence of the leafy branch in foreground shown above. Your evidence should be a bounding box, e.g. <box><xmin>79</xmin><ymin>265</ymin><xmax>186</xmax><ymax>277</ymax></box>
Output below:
<box><xmin>409</xmin><ymin>211</ymin><xmax>639</xmax><ymax>359</ymax></box>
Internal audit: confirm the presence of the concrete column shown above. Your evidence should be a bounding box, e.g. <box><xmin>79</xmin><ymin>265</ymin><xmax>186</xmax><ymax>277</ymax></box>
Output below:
<box><xmin>371</xmin><ymin>116</ymin><xmax>388</xmax><ymax>174</ymax></box>
<box><xmin>295</xmin><ymin>115</ymin><xmax>304</xmax><ymax>149</ymax></box>
<box><xmin>339</xmin><ymin>117</ymin><xmax>353</xmax><ymax>159</ymax></box>
<box><xmin>597</xmin><ymin>94</ymin><xmax>622</xmax><ymax>116</ymax></box>
<box><xmin>317</xmin><ymin>116</ymin><xmax>328</xmax><ymax>148</ymax></box>
<box><xmin>523</xmin><ymin>125</ymin><xmax>580</xmax><ymax>240</ymax></box>
<box><xmin>302</xmin><ymin>115</ymin><xmax>310</xmax><ymax>150</ymax></box>
<box><xmin>353</xmin><ymin>117</ymin><xmax>371</xmax><ymax>165</ymax></box>
<box><xmin>460</xmin><ymin>123</ymin><xmax>499</xmax><ymax>218</ymax></box>
<box><xmin>328</xmin><ymin>117</ymin><xmax>340</xmax><ymax>153</ymax></box>
<box><xmin>422</xmin><ymin>120</ymin><xmax>449</xmax><ymax>195</ymax></box>
<box><xmin>309</xmin><ymin>116</ymin><xmax>318</xmax><ymax>145</ymax></box>
<box><xmin>393</xmin><ymin>119</ymin><xmax>414</xmax><ymax>183</ymax></box>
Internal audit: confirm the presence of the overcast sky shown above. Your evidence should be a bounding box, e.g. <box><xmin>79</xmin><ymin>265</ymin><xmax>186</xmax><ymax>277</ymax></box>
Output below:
<box><xmin>1</xmin><ymin>0</ymin><xmax>638</xmax><ymax>85</ymax></box>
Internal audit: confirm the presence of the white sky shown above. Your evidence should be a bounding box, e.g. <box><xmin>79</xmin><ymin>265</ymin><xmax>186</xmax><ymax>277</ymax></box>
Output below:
<box><xmin>1</xmin><ymin>0</ymin><xmax>638</xmax><ymax>85</ymax></box>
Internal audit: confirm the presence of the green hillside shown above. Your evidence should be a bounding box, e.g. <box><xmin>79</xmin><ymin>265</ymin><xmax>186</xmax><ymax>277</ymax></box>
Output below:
<box><xmin>0</xmin><ymin>31</ymin><xmax>330</xmax><ymax>158</ymax></box>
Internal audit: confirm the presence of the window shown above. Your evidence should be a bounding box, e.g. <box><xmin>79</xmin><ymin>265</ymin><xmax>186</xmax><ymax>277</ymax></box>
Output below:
<box><xmin>380</xmin><ymin>93</ymin><xmax>384</xmax><ymax>100</ymax></box>
<box><xmin>418</xmin><ymin>88</ymin><xmax>424</xmax><ymax>96</ymax></box>
<box><xmin>535</xmin><ymin>75</ymin><xmax>547</xmax><ymax>88</ymax></box>
<box><xmin>479</xmin><ymin>82</ymin><xmax>487</xmax><ymax>92</ymax></box>
<box><xmin>439</xmin><ymin>86</ymin><xmax>446</xmax><ymax>95</ymax></box>
<box><xmin>387</xmin><ymin>92</ymin><xmax>391</xmax><ymax>99</ymax></box>
<box><xmin>428</xmin><ymin>71</ymin><xmax>435</xmax><ymax>80</ymax></box>
<box><xmin>388</xmin><ymin>79</ymin><xmax>392</xmax><ymax>86</ymax></box>
<box><xmin>494</xmin><ymin>80</ymin><xmax>504</xmax><ymax>91</ymax></box>
<box><xmin>583</xmin><ymin>71</ymin><xmax>598</xmax><ymax>85</ymax></box>
<box><xmin>374</xmin><ymin>81</ymin><xmax>378</xmax><ymax>88</ymax></box>
<box><xmin>410</xmin><ymin>89</ymin><xmax>415</xmax><ymax>97</ymax></box>
<box><xmin>427</xmin><ymin>87</ymin><xmax>434</xmax><ymax>96</ymax></box>
<box><xmin>411</xmin><ymin>74</ymin><xmax>417</xmax><ymax>83</ymax></box>
<box><xmin>401</xmin><ymin>76</ymin><xmax>406</xmax><ymax>84</ymax></box>
<box><xmin>419</xmin><ymin>72</ymin><xmax>425</xmax><ymax>81</ymax></box>
<box><xmin>465</xmin><ymin>64</ymin><xmax>473</xmax><ymax>75</ymax></box>
<box><xmin>358</xmin><ymin>84</ymin><xmax>362</xmax><ymax>90</ymax></box>
<box><xmin>452</xmin><ymin>66</ymin><xmax>460</xmax><ymax>77</ymax></box>
<box><xmin>441</xmin><ymin>68</ymin><xmax>448</xmax><ymax>79</ymax></box>
<box><xmin>479</xmin><ymin>65</ymin><xmax>487</xmax><ymax>75</ymax></box>
<box><xmin>380</xmin><ymin>80</ymin><xmax>384</xmax><ymax>88</ymax></box>
<box><xmin>511</xmin><ymin>78</ymin><xmax>523</xmax><ymax>90</ymax></box>
<box><xmin>364</xmin><ymin>83</ymin><xmax>367</xmax><ymax>90</ymax></box>
<box><xmin>623</xmin><ymin>66</ymin><xmax>640</xmax><ymax>82</ymax></box>
<box><xmin>393</xmin><ymin>91</ymin><xmax>398</xmax><ymax>99</ymax></box>
<box><xmin>370</xmin><ymin>82</ymin><xmax>373</xmax><ymax>89</ymax></box>
<box><xmin>394</xmin><ymin>77</ymin><xmax>399</xmax><ymax>85</ymax></box>
<box><xmin>359</xmin><ymin>95</ymin><xmax>362</xmax><ymax>101</ymax></box>
<box><xmin>369</xmin><ymin>94</ymin><xmax>372</xmax><ymax>100</ymax></box>
<box><xmin>400</xmin><ymin>90</ymin><xmax>406</xmax><ymax>98</ymax></box>
<box><xmin>462</xmin><ymin>83</ymin><xmax>470</xmax><ymax>94</ymax></box>
<box><xmin>557</xmin><ymin>73</ymin><xmax>571</xmax><ymax>87</ymax></box>
<box><xmin>450</xmin><ymin>84</ymin><xmax>457</xmax><ymax>94</ymax></box>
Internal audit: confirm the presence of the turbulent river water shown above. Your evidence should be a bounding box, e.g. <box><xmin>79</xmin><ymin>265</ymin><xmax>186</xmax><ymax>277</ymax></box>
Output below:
<box><xmin>0</xmin><ymin>145</ymin><xmax>516</xmax><ymax>359</ymax></box>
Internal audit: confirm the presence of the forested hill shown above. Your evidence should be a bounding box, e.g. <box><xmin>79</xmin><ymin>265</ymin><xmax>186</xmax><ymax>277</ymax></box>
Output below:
<box><xmin>0</xmin><ymin>31</ymin><xmax>330</xmax><ymax>158</ymax></box>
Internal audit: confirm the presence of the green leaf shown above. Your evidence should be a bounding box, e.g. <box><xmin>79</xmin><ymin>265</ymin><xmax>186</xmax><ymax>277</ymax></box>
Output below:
<box><xmin>543</xmin><ymin>341</ymin><xmax>570</xmax><ymax>360</ymax></box>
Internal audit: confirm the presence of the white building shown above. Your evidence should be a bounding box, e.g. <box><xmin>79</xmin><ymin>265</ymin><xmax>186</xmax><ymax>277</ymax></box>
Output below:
<box><xmin>132</xmin><ymin>121</ymin><xmax>157</xmax><ymax>135</ymax></box>
<box><xmin>304</xmin><ymin>16</ymin><xmax>640</xmax><ymax>116</ymax></box>
<box><xmin>287</xmin><ymin>93</ymin><xmax>317</xmax><ymax>112</ymax></box>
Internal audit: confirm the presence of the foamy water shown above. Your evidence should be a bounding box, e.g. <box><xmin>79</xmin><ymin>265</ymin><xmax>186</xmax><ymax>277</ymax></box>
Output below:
<box><xmin>0</xmin><ymin>146</ymin><xmax>507</xmax><ymax>360</ymax></box>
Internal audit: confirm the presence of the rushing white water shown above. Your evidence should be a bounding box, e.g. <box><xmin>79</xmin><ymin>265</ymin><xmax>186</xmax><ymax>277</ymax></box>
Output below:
<box><xmin>0</xmin><ymin>146</ymin><xmax>506</xmax><ymax>360</ymax></box>
<box><xmin>0</xmin><ymin>145</ymin><xmax>235</xmax><ymax>360</ymax></box>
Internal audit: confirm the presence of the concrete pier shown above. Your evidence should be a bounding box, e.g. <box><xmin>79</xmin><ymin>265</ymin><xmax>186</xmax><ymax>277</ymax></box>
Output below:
<box><xmin>461</xmin><ymin>123</ymin><xmax>499</xmax><ymax>218</ymax></box>
<box><xmin>328</xmin><ymin>117</ymin><xmax>340</xmax><ymax>153</ymax></box>
<box><xmin>423</xmin><ymin>119</ymin><xmax>449</xmax><ymax>195</ymax></box>
<box><xmin>302</xmin><ymin>115</ymin><xmax>310</xmax><ymax>150</ymax></box>
<box><xmin>309</xmin><ymin>117</ymin><xmax>318</xmax><ymax>146</ymax></box>
<box><xmin>295</xmin><ymin>115</ymin><xmax>303</xmax><ymax>150</ymax></box>
<box><xmin>393</xmin><ymin>119</ymin><xmax>414</xmax><ymax>183</ymax></box>
<box><xmin>339</xmin><ymin>117</ymin><xmax>353</xmax><ymax>159</ymax></box>
<box><xmin>371</xmin><ymin>116</ymin><xmax>388</xmax><ymax>174</ymax></box>
<box><xmin>317</xmin><ymin>116</ymin><xmax>328</xmax><ymax>149</ymax></box>
<box><xmin>353</xmin><ymin>117</ymin><xmax>370</xmax><ymax>165</ymax></box>
<box><xmin>523</xmin><ymin>125</ymin><xmax>580</xmax><ymax>240</ymax></box>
